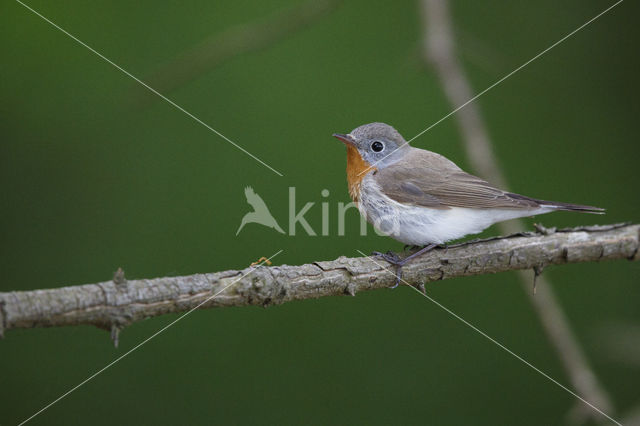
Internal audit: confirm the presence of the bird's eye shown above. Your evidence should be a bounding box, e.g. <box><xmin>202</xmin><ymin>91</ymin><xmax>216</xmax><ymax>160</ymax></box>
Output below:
<box><xmin>371</xmin><ymin>141</ymin><xmax>384</xmax><ymax>152</ymax></box>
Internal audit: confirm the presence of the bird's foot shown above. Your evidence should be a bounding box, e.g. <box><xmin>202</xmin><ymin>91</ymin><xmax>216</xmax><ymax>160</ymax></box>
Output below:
<box><xmin>371</xmin><ymin>251</ymin><xmax>406</xmax><ymax>288</ymax></box>
<box><xmin>372</xmin><ymin>250</ymin><xmax>405</xmax><ymax>266</ymax></box>
<box><xmin>372</xmin><ymin>244</ymin><xmax>439</xmax><ymax>289</ymax></box>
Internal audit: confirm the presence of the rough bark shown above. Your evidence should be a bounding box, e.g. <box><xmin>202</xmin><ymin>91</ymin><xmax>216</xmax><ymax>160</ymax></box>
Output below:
<box><xmin>1</xmin><ymin>223</ymin><xmax>637</xmax><ymax>341</ymax></box>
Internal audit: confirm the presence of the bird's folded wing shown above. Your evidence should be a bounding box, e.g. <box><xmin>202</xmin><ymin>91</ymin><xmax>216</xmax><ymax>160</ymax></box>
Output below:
<box><xmin>374</xmin><ymin>151</ymin><xmax>540</xmax><ymax>210</ymax></box>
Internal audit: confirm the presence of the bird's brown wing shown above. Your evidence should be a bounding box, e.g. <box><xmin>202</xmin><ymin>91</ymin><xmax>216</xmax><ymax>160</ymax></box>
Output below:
<box><xmin>374</xmin><ymin>149</ymin><xmax>540</xmax><ymax>210</ymax></box>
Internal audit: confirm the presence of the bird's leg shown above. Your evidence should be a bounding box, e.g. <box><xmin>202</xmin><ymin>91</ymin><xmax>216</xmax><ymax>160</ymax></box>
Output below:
<box><xmin>372</xmin><ymin>243</ymin><xmax>438</xmax><ymax>289</ymax></box>
<box><xmin>400</xmin><ymin>243</ymin><xmax>438</xmax><ymax>264</ymax></box>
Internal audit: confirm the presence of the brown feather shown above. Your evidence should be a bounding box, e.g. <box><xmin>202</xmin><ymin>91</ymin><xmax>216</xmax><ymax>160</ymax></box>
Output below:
<box><xmin>375</xmin><ymin>149</ymin><xmax>542</xmax><ymax>210</ymax></box>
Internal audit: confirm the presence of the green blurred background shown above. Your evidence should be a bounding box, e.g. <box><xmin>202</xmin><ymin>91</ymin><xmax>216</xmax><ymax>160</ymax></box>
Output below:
<box><xmin>1</xmin><ymin>0</ymin><xmax>638</xmax><ymax>424</ymax></box>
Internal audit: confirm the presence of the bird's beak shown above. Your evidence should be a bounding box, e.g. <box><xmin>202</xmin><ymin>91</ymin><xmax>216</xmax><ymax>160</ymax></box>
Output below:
<box><xmin>332</xmin><ymin>133</ymin><xmax>356</xmax><ymax>146</ymax></box>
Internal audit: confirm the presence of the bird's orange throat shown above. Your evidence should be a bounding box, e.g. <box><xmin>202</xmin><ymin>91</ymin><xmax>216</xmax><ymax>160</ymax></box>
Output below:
<box><xmin>345</xmin><ymin>145</ymin><xmax>376</xmax><ymax>203</ymax></box>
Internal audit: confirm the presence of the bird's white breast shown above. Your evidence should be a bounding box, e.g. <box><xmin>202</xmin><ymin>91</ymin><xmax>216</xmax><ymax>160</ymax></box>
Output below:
<box><xmin>357</xmin><ymin>174</ymin><xmax>549</xmax><ymax>245</ymax></box>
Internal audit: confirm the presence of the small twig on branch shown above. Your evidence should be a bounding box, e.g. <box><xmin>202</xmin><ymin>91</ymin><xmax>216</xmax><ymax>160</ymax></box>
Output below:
<box><xmin>0</xmin><ymin>224</ymin><xmax>638</xmax><ymax>344</ymax></box>
<box><xmin>420</xmin><ymin>0</ymin><xmax>620</xmax><ymax>422</ymax></box>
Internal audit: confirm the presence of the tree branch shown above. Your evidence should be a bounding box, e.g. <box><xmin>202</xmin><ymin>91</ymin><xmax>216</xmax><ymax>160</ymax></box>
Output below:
<box><xmin>1</xmin><ymin>224</ymin><xmax>637</xmax><ymax>343</ymax></box>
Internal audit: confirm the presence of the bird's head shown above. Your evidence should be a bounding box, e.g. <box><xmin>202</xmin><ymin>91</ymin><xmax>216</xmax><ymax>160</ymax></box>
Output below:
<box><xmin>332</xmin><ymin>122</ymin><xmax>408</xmax><ymax>169</ymax></box>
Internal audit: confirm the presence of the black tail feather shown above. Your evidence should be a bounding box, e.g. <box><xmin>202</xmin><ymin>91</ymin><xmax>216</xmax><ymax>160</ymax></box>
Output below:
<box><xmin>537</xmin><ymin>200</ymin><xmax>605</xmax><ymax>214</ymax></box>
<box><xmin>506</xmin><ymin>192</ymin><xmax>605</xmax><ymax>214</ymax></box>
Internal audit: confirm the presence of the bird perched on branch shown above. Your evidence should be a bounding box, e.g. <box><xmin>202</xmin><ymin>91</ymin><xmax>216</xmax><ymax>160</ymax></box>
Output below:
<box><xmin>333</xmin><ymin>122</ymin><xmax>604</xmax><ymax>286</ymax></box>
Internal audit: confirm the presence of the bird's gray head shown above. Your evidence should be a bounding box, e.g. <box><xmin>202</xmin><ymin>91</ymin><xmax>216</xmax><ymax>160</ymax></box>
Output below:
<box><xmin>332</xmin><ymin>122</ymin><xmax>408</xmax><ymax>168</ymax></box>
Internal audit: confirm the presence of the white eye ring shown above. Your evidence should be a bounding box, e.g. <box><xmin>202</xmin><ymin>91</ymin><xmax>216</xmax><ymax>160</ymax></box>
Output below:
<box><xmin>371</xmin><ymin>141</ymin><xmax>384</xmax><ymax>152</ymax></box>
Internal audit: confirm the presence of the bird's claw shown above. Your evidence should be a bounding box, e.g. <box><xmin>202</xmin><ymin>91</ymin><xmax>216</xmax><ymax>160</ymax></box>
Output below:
<box><xmin>372</xmin><ymin>251</ymin><xmax>405</xmax><ymax>266</ymax></box>
<box><xmin>371</xmin><ymin>251</ymin><xmax>404</xmax><ymax>289</ymax></box>
<box><xmin>391</xmin><ymin>267</ymin><xmax>403</xmax><ymax>288</ymax></box>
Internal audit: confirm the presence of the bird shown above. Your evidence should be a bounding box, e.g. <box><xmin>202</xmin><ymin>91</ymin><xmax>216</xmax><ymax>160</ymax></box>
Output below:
<box><xmin>332</xmin><ymin>122</ymin><xmax>604</xmax><ymax>286</ymax></box>
<box><xmin>236</xmin><ymin>186</ymin><xmax>285</xmax><ymax>235</ymax></box>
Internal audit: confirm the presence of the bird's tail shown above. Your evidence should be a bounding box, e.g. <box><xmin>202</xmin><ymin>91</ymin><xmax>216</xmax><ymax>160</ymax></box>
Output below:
<box><xmin>538</xmin><ymin>199</ymin><xmax>605</xmax><ymax>214</ymax></box>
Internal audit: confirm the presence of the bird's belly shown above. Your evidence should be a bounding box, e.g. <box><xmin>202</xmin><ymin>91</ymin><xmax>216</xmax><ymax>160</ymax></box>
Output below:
<box><xmin>358</xmin><ymin>180</ymin><xmax>546</xmax><ymax>245</ymax></box>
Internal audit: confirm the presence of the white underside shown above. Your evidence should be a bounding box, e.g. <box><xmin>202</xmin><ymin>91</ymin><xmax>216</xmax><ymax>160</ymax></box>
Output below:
<box><xmin>358</xmin><ymin>175</ymin><xmax>552</xmax><ymax>245</ymax></box>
